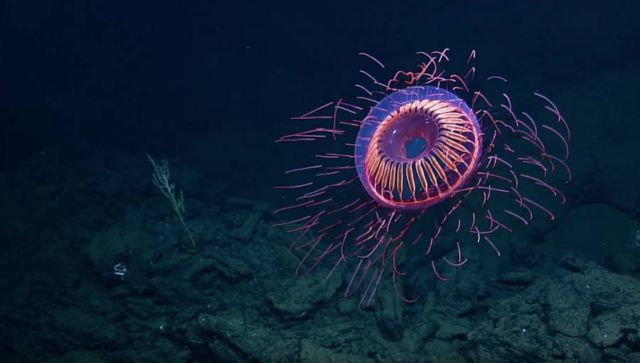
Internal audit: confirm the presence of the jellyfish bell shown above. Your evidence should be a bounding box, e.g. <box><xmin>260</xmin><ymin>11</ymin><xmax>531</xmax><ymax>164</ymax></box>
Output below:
<box><xmin>355</xmin><ymin>86</ymin><xmax>482</xmax><ymax>211</ymax></box>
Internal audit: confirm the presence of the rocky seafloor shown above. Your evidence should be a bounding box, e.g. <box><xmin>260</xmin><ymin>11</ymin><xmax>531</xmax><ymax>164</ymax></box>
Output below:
<box><xmin>2</xmin><ymin>69</ymin><xmax>640</xmax><ymax>362</ymax></box>
<box><xmin>1</xmin><ymin>147</ymin><xmax>640</xmax><ymax>363</ymax></box>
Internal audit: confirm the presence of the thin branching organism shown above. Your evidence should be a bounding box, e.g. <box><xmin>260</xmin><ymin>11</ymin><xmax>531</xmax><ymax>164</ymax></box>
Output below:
<box><xmin>147</xmin><ymin>154</ymin><xmax>196</xmax><ymax>247</ymax></box>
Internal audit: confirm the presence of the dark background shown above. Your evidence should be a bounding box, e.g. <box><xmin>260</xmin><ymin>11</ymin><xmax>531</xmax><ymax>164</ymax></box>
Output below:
<box><xmin>1</xmin><ymin>0</ymin><xmax>638</xmax><ymax>200</ymax></box>
<box><xmin>2</xmin><ymin>2</ymin><xmax>640</xmax><ymax>361</ymax></box>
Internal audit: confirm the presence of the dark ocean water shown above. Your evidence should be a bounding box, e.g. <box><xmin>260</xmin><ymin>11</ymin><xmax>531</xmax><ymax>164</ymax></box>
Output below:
<box><xmin>1</xmin><ymin>1</ymin><xmax>640</xmax><ymax>362</ymax></box>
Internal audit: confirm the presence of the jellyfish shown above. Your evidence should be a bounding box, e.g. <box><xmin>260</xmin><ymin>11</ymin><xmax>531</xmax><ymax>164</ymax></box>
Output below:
<box><xmin>274</xmin><ymin>49</ymin><xmax>570</xmax><ymax>306</ymax></box>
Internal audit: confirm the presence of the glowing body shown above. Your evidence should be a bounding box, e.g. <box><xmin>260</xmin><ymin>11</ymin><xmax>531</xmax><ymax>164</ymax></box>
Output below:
<box><xmin>355</xmin><ymin>86</ymin><xmax>482</xmax><ymax>210</ymax></box>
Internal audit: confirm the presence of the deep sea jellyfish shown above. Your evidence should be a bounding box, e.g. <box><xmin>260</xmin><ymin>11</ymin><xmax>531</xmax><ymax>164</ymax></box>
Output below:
<box><xmin>274</xmin><ymin>49</ymin><xmax>570</xmax><ymax>306</ymax></box>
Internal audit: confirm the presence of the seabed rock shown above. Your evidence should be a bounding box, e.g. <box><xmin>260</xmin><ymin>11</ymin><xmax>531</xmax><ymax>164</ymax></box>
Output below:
<box><xmin>267</xmin><ymin>269</ymin><xmax>341</xmax><ymax>318</ymax></box>
<box><xmin>470</xmin><ymin>258</ymin><xmax>640</xmax><ymax>363</ymax></box>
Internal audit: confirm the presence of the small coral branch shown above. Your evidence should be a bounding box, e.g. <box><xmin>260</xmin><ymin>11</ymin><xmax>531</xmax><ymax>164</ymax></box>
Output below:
<box><xmin>146</xmin><ymin>154</ymin><xmax>196</xmax><ymax>247</ymax></box>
